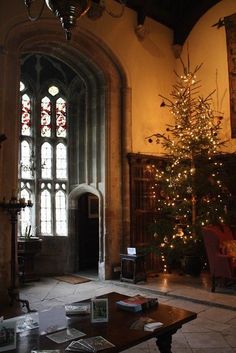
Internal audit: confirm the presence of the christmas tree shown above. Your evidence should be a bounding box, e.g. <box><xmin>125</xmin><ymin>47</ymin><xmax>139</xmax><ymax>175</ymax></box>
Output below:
<box><xmin>147</xmin><ymin>59</ymin><xmax>231</xmax><ymax>273</ymax></box>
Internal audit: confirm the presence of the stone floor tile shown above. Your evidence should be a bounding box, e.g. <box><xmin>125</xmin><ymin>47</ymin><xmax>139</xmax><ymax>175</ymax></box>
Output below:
<box><xmin>185</xmin><ymin>332</ymin><xmax>229</xmax><ymax>348</ymax></box>
<box><xmin>172</xmin><ymin>332</ymin><xmax>190</xmax><ymax>347</ymax></box>
<box><xmin>160</xmin><ymin>298</ymin><xmax>208</xmax><ymax>313</ymax></box>
<box><xmin>222</xmin><ymin>326</ymin><xmax>236</xmax><ymax>336</ymax></box>
<box><xmin>172</xmin><ymin>349</ymin><xmax>193</xmax><ymax>353</ymax></box>
<box><xmin>198</xmin><ymin>307</ymin><xmax>236</xmax><ymax>323</ymax></box>
<box><xmin>181</xmin><ymin>320</ymin><xmax>212</xmax><ymax>333</ymax></box>
<box><xmin>184</xmin><ymin>317</ymin><xmax>232</xmax><ymax>333</ymax></box>
<box><xmin>192</xmin><ymin>349</ymin><xmax>234</xmax><ymax>353</ymax></box>
<box><xmin>224</xmin><ymin>334</ymin><xmax>236</xmax><ymax>348</ymax></box>
<box><xmin>111</xmin><ymin>275</ymin><xmax>236</xmax><ymax>310</ymax></box>
<box><xmin>122</xmin><ymin>339</ymin><xmax>159</xmax><ymax>353</ymax></box>
<box><xmin>227</xmin><ymin>318</ymin><xmax>236</xmax><ymax>327</ymax></box>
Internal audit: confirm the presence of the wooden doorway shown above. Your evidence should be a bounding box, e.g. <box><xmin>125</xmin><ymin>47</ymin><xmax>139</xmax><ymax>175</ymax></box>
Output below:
<box><xmin>77</xmin><ymin>193</ymin><xmax>99</xmax><ymax>271</ymax></box>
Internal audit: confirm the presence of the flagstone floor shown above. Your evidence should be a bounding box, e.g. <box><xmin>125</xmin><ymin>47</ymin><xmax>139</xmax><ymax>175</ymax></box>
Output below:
<box><xmin>19</xmin><ymin>271</ymin><xmax>236</xmax><ymax>353</ymax></box>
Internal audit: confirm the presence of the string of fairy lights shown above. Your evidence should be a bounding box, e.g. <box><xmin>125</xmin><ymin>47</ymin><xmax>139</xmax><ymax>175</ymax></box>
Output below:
<box><xmin>146</xmin><ymin>61</ymin><xmax>230</xmax><ymax>273</ymax></box>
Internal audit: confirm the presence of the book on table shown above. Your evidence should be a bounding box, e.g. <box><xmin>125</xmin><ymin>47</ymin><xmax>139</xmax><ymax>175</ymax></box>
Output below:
<box><xmin>65</xmin><ymin>302</ymin><xmax>90</xmax><ymax>315</ymax></box>
<box><xmin>116</xmin><ymin>295</ymin><xmax>158</xmax><ymax>312</ymax></box>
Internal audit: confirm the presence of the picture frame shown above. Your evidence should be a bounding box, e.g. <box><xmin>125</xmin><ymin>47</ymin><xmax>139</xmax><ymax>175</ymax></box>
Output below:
<box><xmin>0</xmin><ymin>320</ymin><xmax>16</xmax><ymax>352</ymax></box>
<box><xmin>88</xmin><ymin>195</ymin><xmax>99</xmax><ymax>219</ymax></box>
<box><xmin>91</xmin><ymin>298</ymin><xmax>108</xmax><ymax>323</ymax></box>
<box><xmin>127</xmin><ymin>247</ymin><xmax>136</xmax><ymax>255</ymax></box>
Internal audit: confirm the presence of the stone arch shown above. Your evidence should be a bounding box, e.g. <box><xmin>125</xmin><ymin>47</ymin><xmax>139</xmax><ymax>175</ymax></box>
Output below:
<box><xmin>69</xmin><ymin>184</ymin><xmax>102</xmax><ymax>200</ymax></box>
<box><xmin>69</xmin><ymin>184</ymin><xmax>103</xmax><ymax>274</ymax></box>
<box><xmin>1</xmin><ymin>18</ymin><xmax>132</xmax><ymax>282</ymax></box>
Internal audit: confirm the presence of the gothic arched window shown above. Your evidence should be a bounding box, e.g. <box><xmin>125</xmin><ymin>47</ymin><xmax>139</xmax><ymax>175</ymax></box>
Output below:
<box><xmin>19</xmin><ymin>81</ymin><xmax>68</xmax><ymax>237</ymax></box>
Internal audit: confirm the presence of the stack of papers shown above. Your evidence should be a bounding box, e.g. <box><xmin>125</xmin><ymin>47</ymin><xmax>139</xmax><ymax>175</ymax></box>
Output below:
<box><xmin>130</xmin><ymin>317</ymin><xmax>163</xmax><ymax>331</ymax></box>
<box><xmin>47</xmin><ymin>328</ymin><xmax>86</xmax><ymax>343</ymax></box>
<box><xmin>66</xmin><ymin>336</ymin><xmax>115</xmax><ymax>352</ymax></box>
<box><xmin>144</xmin><ymin>322</ymin><xmax>163</xmax><ymax>331</ymax></box>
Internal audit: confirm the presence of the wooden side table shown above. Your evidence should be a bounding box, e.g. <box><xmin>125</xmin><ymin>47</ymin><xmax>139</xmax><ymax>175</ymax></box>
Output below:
<box><xmin>120</xmin><ymin>254</ymin><xmax>146</xmax><ymax>283</ymax></box>
<box><xmin>17</xmin><ymin>238</ymin><xmax>42</xmax><ymax>282</ymax></box>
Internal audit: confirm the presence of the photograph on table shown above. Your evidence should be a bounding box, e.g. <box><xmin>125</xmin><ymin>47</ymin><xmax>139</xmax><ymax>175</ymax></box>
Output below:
<box><xmin>0</xmin><ymin>320</ymin><xmax>16</xmax><ymax>352</ymax></box>
<box><xmin>91</xmin><ymin>298</ymin><xmax>108</xmax><ymax>323</ymax></box>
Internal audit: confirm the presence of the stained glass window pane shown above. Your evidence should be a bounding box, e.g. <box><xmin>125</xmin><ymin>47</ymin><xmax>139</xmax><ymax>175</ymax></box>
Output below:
<box><xmin>21</xmin><ymin>94</ymin><xmax>31</xmax><ymax>136</ymax></box>
<box><xmin>40</xmin><ymin>189</ymin><xmax>52</xmax><ymax>234</ymax></box>
<box><xmin>41</xmin><ymin>96</ymin><xmax>51</xmax><ymax>137</ymax></box>
<box><xmin>41</xmin><ymin>142</ymin><xmax>52</xmax><ymax>179</ymax></box>
<box><xmin>56</xmin><ymin>143</ymin><xmax>67</xmax><ymax>179</ymax></box>
<box><xmin>21</xmin><ymin>140</ymin><xmax>32</xmax><ymax>179</ymax></box>
<box><xmin>19</xmin><ymin>71</ymin><xmax>68</xmax><ymax>238</ymax></box>
<box><xmin>56</xmin><ymin>97</ymin><xmax>67</xmax><ymax>137</ymax></box>
<box><xmin>20</xmin><ymin>189</ymin><xmax>31</xmax><ymax>237</ymax></box>
<box><xmin>20</xmin><ymin>81</ymin><xmax>25</xmax><ymax>92</ymax></box>
<box><xmin>48</xmin><ymin>85</ymin><xmax>59</xmax><ymax>96</ymax></box>
<box><xmin>55</xmin><ymin>190</ymin><xmax>67</xmax><ymax>236</ymax></box>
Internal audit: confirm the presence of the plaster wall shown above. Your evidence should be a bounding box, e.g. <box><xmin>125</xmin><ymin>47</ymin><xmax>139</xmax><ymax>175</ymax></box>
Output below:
<box><xmin>179</xmin><ymin>0</ymin><xmax>236</xmax><ymax>152</ymax></box>
<box><xmin>79</xmin><ymin>9</ymin><xmax>176</xmax><ymax>154</ymax></box>
<box><xmin>1</xmin><ymin>1</ymin><xmax>236</xmax><ymax>157</ymax></box>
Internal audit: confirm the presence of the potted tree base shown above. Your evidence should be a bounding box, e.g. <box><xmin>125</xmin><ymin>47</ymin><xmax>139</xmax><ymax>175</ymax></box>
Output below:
<box><xmin>181</xmin><ymin>239</ymin><xmax>205</xmax><ymax>277</ymax></box>
<box><xmin>182</xmin><ymin>255</ymin><xmax>203</xmax><ymax>277</ymax></box>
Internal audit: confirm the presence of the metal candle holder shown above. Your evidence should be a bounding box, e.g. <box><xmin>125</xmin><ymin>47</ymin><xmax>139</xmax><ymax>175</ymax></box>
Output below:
<box><xmin>0</xmin><ymin>196</ymin><xmax>33</xmax><ymax>311</ymax></box>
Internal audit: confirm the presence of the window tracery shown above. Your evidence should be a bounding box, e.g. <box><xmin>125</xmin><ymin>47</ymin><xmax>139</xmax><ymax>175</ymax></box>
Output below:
<box><xmin>19</xmin><ymin>80</ymin><xmax>68</xmax><ymax>237</ymax></box>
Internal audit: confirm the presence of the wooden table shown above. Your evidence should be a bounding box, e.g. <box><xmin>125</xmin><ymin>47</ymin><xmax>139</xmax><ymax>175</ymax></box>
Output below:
<box><xmin>120</xmin><ymin>254</ymin><xmax>146</xmax><ymax>283</ymax></box>
<box><xmin>17</xmin><ymin>238</ymin><xmax>42</xmax><ymax>282</ymax></box>
<box><xmin>13</xmin><ymin>292</ymin><xmax>197</xmax><ymax>353</ymax></box>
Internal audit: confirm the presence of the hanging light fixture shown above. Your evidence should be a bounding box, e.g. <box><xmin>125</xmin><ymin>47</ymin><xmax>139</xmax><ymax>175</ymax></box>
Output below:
<box><xmin>24</xmin><ymin>0</ymin><xmax>126</xmax><ymax>40</ymax></box>
<box><xmin>24</xmin><ymin>0</ymin><xmax>92</xmax><ymax>40</ymax></box>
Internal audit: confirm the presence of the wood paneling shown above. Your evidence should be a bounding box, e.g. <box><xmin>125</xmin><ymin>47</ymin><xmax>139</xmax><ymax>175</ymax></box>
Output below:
<box><xmin>128</xmin><ymin>153</ymin><xmax>167</xmax><ymax>273</ymax></box>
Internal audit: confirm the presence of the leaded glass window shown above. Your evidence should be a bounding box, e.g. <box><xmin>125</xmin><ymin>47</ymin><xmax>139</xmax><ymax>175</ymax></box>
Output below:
<box><xmin>56</xmin><ymin>97</ymin><xmax>67</xmax><ymax>138</ymax></box>
<box><xmin>20</xmin><ymin>186</ymin><xmax>32</xmax><ymax>237</ymax></box>
<box><xmin>21</xmin><ymin>94</ymin><xmax>32</xmax><ymax>136</ymax></box>
<box><xmin>20</xmin><ymin>140</ymin><xmax>32</xmax><ymax>179</ymax></box>
<box><xmin>48</xmin><ymin>85</ymin><xmax>59</xmax><ymax>96</ymax></box>
<box><xmin>41</xmin><ymin>96</ymin><xmax>51</xmax><ymax>137</ymax></box>
<box><xmin>55</xmin><ymin>189</ymin><xmax>67</xmax><ymax>236</ymax></box>
<box><xmin>56</xmin><ymin>143</ymin><xmax>67</xmax><ymax>179</ymax></box>
<box><xmin>41</xmin><ymin>142</ymin><xmax>52</xmax><ymax>179</ymax></box>
<box><xmin>20</xmin><ymin>82</ymin><xmax>25</xmax><ymax>92</ymax></box>
<box><xmin>41</xmin><ymin>189</ymin><xmax>52</xmax><ymax>234</ymax></box>
<box><xmin>19</xmin><ymin>80</ymin><xmax>68</xmax><ymax>237</ymax></box>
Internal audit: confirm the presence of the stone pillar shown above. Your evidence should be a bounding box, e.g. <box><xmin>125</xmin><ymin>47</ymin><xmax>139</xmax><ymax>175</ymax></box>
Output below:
<box><xmin>0</xmin><ymin>42</ymin><xmax>20</xmax><ymax>307</ymax></box>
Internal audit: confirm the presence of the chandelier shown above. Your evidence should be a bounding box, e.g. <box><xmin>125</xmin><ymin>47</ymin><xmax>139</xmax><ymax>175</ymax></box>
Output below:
<box><xmin>24</xmin><ymin>0</ymin><xmax>126</xmax><ymax>40</ymax></box>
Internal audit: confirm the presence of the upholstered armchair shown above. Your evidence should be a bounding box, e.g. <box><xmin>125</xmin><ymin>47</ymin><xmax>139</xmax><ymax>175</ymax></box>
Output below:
<box><xmin>202</xmin><ymin>225</ymin><xmax>236</xmax><ymax>292</ymax></box>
